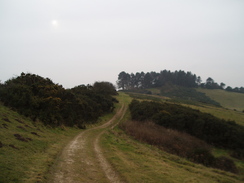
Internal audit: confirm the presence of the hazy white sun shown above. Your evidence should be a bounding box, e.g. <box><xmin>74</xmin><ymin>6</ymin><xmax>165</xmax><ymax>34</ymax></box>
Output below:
<box><xmin>51</xmin><ymin>20</ymin><xmax>58</xmax><ymax>26</ymax></box>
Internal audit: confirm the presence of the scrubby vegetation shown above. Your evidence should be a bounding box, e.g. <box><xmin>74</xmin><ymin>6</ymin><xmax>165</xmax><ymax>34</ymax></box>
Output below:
<box><xmin>120</xmin><ymin>120</ymin><xmax>238</xmax><ymax>173</ymax></box>
<box><xmin>0</xmin><ymin>73</ymin><xmax>117</xmax><ymax>127</ymax></box>
<box><xmin>129</xmin><ymin>100</ymin><xmax>244</xmax><ymax>160</ymax></box>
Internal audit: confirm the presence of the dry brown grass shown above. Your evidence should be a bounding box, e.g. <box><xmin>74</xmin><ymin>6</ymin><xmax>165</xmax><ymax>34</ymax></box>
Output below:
<box><xmin>120</xmin><ymin>120</ymin><xmax>210</xmax><ymax>158</ymax></box>
<box><xmin>120</xmin><ymin>120</ymin><xmax>238</xmax><ymax>173</ymax></box>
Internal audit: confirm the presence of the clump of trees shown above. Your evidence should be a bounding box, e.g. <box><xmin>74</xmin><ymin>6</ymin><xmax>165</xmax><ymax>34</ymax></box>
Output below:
<box><xmin>225</xmin><ymin>86</ymin><xmax>244</xmax><ymax>93</ymax></box>
<box><xmin>129</xmin><ymin>100</ymin><xmax>244</xmax><ymax>160</ymax></box>
<box><xmin>0</xmin><ymin>73</ymin><xmax>118</xmax><ymax>127</ymax></box>
<box><xmin>200</xmin><ymin>77</ymin><xmax>244</xmax><ymax>93</ymax></box>
<box><xmin>117</xmin><ymin>70</ymin><xmax>244</xmax><ymax>93</ymax></box>
<box><xmin>117</xmin><ymin>70</ymin><xmax>198</xmax><ymax>90</ymax></box>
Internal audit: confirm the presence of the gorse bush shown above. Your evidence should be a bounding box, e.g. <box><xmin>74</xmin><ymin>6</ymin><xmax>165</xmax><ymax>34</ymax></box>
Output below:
<box><xmin>129</xmin><ymin>99</ymin><xmax>244</xmax><ymax>159</ymax></box>
<box><xmin>0</xmin><ymin>73</ymin><xmax>117</xmax><ymax>127</ymax></box>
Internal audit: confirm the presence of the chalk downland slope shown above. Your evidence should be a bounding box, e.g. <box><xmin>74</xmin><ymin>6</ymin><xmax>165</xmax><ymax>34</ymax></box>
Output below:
<box><xmin>197</xmin><ymin>88</ymin><xmax>244</xmax><ymax>111</ymax></box>
<box><xmin>1</xmin><ymin>92</ymin><xmax>244</xmax><ymax>182</ymax></box>
<box><xmin>100</xmin><ymin>93</ymin><xmax>244</xmax><ymax>183</ymax></box>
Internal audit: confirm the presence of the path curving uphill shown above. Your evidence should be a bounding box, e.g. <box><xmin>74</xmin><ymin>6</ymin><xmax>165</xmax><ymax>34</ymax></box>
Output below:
<box><xmin>47</xmin><ymin>104</ymin><xmax>127</xmax><ymax>183</ymax></box>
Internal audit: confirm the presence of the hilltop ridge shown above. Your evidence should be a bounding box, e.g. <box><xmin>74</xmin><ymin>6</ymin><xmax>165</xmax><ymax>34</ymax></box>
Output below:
<box><xmin>117</xmin><ymin>70</ymin><xmax>244</xmax><ymax>93</ymax></box>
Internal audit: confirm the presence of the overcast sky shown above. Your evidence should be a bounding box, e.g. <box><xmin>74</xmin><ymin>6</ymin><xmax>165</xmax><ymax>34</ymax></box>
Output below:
<box><xmin>1</xmin><ymin>0</ymin><xmax>244</xmax><ymax>88</ymax></box>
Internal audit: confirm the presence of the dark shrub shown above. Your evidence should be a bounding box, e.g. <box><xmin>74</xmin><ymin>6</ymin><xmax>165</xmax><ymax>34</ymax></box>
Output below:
<box><xmin>129</xmin><ymin>100</ymin><xmax>244</xmax><ymax>153</ymax></box>
<box><xmin>189</xmin><ymin>148</ymin><xmax>215</xmax><ymax>167</ymax></box>
<box><xmin>231</xmin><ymin>149</ymin><xmax>244</xmax><ymax>160</ymax></box>
<box><xmin>0</xmin><ymin>73</ymin><xmax>117</xmax><ymax>127</ymax></box>
<box><xmin>214</xmin><ymin>156</ymin><xmax>238</xmax><ymax>174</ymax></box>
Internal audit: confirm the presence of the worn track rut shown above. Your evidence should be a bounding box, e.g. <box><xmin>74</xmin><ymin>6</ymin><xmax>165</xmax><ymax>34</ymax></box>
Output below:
<box><xmin>47</xmin><ymin>104</ymin><xmax>126</xmax><ymax>183</ymax></box>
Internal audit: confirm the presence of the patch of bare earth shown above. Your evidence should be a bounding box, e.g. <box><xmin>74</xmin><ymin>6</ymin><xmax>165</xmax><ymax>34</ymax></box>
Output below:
<box><xmin>47</xmin><ymin>104</ymin><xmax>126</xmax><ymax>183</ymax></box>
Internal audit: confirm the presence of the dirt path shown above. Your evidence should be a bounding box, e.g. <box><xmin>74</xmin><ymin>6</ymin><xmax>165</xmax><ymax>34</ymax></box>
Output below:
<box><xmin>47</xmin><ymin>104</ymin><xmax>127</xmax><ymax>183</ymax></box>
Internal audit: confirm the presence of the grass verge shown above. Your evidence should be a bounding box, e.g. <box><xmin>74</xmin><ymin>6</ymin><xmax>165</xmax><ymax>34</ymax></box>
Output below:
<box><xmin>0</xmin><ymin>103</ymin><xmax>81</xmax><ymax>182</ymax></box>
<box><xmin>101</xmin><ymin>127</ymin><xmax>243</xmax><ymax>183</ymax></box>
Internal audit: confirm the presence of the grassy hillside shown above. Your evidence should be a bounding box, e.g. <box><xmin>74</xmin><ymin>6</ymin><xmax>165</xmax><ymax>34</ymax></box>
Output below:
<box><xmin>1</xmin><ymin>92</ymin><xmax>244</xmax><ymax>182</ymax></box>
<box><xmin>197</xmin><ymin>88</ymin><xmax>244</xmax><ymax>112</ymax></box>
<box><xmin>0</xmin><ymin>103</ymin><xmax>81</xmax><ymax>182</ymax></box>
<box><xmin>127</xmin><ymin>87</ymin><xmax>244</xmax><ymax>126</ymax></box>
<box><xmin>101</xmin><ymin>93</ymin><xmax>244</xmax><ymax>182</ymax></box>
<box><xmin>184</xmin><ymin>104</ymin><xmax>244</xmax><ymax>126</ymax></box>
<box><xmin>102</xmin><ymin>128</ymin><xmax>243</xmax><ymax>183</ymax></box>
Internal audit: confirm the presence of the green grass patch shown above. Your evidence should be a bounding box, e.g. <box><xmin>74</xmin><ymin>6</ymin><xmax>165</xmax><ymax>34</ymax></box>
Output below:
<box><xmin>147</xmin><ymin>88</ymin><xmax>161</xmax><ymax>95</ymax></box>
<box><xmin>160</xmin><ymin>85</ymin><xmax>221</xmax><ymax>106</ymax></box>
<box><xmin>0</xmin><ymin>103</ymin><xmax>81</xmax><ymax>182</ymax></box>
<box><xmin>125</xmin><ymin>91</ymin><xmax>169</xmax><ymax>102</ymax></box>
<box><xmin>184</xmin><ymin>104</ymin><xmax>244</xmax><ymax>126</ymax></box>
<box><xmin>197</xmin><ymin>88</ymin><xmax>244</xmax><ymax>112</ymax></box>
<box><xmin>117</xmin><ymin>92</ymin><xmax>133</xmax><ymax>106</ymax></box>
<box><xmin>101</xmin><ymin>127</ymin><xmax>243</xmax><ymax>183</ymax></box>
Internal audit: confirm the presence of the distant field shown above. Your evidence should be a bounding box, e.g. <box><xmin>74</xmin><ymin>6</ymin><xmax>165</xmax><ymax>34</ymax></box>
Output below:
<box><xmin>197</xmin><ymin>88</ymin><xmax>244</xmax><ymax>111</ymax></box>
<box><xmin>147</xmin><ymin>88</ymin><xmax>161</xmax><ymax>95</ymax></box>
<box><xmin>184</xmin><ymin>103</ymin><xmax>244</xmax><ymax>126</ymax></box>
<box><xmin>127</xmin><ymin>89</ymin><xmax>244</xmax><ymax>126</ymax></box>
<box><xmin>147</xmin><ymin>87</ymin><xmax>244</xmax><ymax>125</ymax></box>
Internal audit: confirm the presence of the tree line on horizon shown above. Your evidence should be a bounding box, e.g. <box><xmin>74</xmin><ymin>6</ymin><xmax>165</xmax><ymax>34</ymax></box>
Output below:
<box><xmin>117</xmin><ymin>70</ymin><xmax>244</xmax><ymax>93</ymax></box>
<box><xmin>0</xmin><ymin>73</ymin><xmax>118</xmax><ymax>127</ymax></box>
